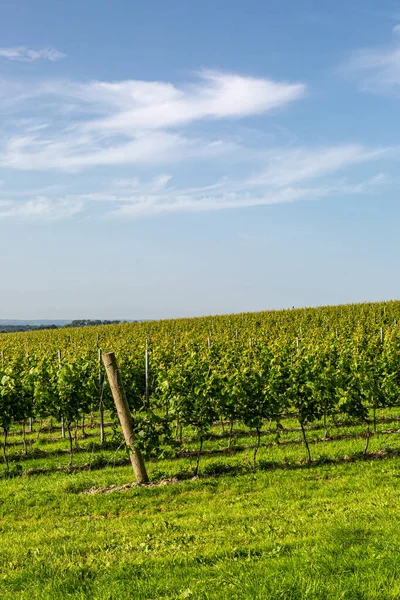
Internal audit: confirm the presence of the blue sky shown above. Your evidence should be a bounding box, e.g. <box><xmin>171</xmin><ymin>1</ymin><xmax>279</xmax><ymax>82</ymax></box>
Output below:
<box><xmin>1</xmin><ymin>0</ymin><xmax>400</xmax><ymax>319</ymax></box>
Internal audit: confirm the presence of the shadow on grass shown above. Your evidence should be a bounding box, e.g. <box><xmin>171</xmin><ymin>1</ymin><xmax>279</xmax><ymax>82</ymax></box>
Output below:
<box><xmin>188</xmin><ymin>414</ymin><xmax>400</xmax><ymax>443</ymax></box>
<box><xmin>6</xmin><ymin>439</ymin><xmax>124</xmax><ymax>462</ymax></box>
<box><xmin>3</xmin><ymin>425</ymin><xmax>400</xmax><ymax>475</ymax></box>
<box><xmin>20</xmin><ymin>454</ymin><xmax>131</xmax><ymax>477</ymax></box>
<box><xmin>7</xmin><ymin>421</ymin><xmax>115</xmax><ymax>438</ymax></box>
<box><xmin>72</xmin><ymin>447</ymin><xmax>400</xmax><ymax>495</ymax></box>
<box><xmin>7</xmin><ymin>430</ymin><xmax>109</xmax><ymax>448</ymax></box>
<box><xmin>175</xmin><ymin>447</ymin><xmax>400</xmax><ymax>480</ymax></box>
<box><xmin>177</xmin><ymin>427</ymin><xmax>400</xmax><ymax>459</ymax></box>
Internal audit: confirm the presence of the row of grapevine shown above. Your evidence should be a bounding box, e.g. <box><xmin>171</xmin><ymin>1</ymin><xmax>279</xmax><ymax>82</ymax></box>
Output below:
<box><xmin>1</xmin><ymin>301</ymin><xmax>400</xmax><ymax>471</ymax></box>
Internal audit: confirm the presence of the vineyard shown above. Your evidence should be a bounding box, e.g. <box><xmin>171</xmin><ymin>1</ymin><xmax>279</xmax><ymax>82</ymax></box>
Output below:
<box><xmin>1</xmin><ymin>302</ymin><xmax>400</xmax><ymax>599</ymax></box>
<box><xmin>1</xmin><ymin>301</ymin><xmax>400</xmax><ymax>474</ymax></box>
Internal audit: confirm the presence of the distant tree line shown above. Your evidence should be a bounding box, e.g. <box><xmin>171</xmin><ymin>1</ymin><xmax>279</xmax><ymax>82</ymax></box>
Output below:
<box><xmin>64</xmin><ymin>320</ymin><xmax>122</xmax><ymax>328</ymax></box>
<box><xmin>0</xmin><ymin>320</ymin><xmax>123</xmax><ymax>334</ymax></box>
<box><xmin>0</xmin><ymin>324</ymin><xmax>59</xmax><ymax>334</ymax></box>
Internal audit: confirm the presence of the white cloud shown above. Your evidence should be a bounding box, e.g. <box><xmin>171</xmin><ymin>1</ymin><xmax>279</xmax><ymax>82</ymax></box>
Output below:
<box><xmin>90</xmin><ymin>179</ymin><xmax>385</xmax><ymax>218</ymax></box>
<box><xmin>80</xmin><ymin>70</ymin><xmax>306</xmax><ymax>133</ymax></box>
<box><xmin>248</xmin><ymin>145</ymin><xmax>386</xmax><ymax>187</ymax></box>
<box><xmin>0</xmin><ymin>196</ymin><xmax>82</xmax><ymax>219</ymax></box>
<box><xmin>0</xmin><ymin>145</ymin><xmax>386</xmax><ymax>219</ymax></box>
<box><xmin>105</xmin><ymin>155</ymin><xmax>386</xmax><ymax>217</ymax></box>
<box><xmin>0</xmin><ymin>68</ymin><xmax>388</xmax><ymax>221</ymax></box>
<box><xmin>0</xmin><ymin>131</ymin><xmax>206</xmax><ymax>170</ymax></box>
<box><xmin>0</xmin><ymin>70</ymin><xmax>305</xmax><ymax>171</ymax></box>
<box><xmin>343</xmin><ymin>28</ymin><xmax>400</xmax><ymax>91</ymax></box>
<box><xmin>345</xmin><ymin>48</ymin><xmax>400</xmax><ymax>89</ymax></box>
<box><xmin>112</xmin><ymin>174</ymin><xmax>173</xmax><ymax>190</ymax></box>
<box><xmin>0</xmin><ymin>46</ymin><xmax>65</xmax><ymax>62</ymax></box>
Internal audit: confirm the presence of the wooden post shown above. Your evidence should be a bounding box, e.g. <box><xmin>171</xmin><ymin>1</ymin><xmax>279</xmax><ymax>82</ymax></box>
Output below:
<box><xmin>102</xmin><ymin>352</ymin><xmax>149</xmax><ymax>483</ymax></box>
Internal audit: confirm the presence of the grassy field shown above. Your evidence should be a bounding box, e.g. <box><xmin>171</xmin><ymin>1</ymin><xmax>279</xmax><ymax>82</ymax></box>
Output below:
<box><xmin>1</xmin><ymin>415</ymin><xmax>400</xmax><ymax>599</ymax></box>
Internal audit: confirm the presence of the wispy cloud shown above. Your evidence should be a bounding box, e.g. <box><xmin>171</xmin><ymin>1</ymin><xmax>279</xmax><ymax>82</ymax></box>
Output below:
<box><xmin>247</xmin><ymin>145</ymin><xmax>385</xmax><ymax>187</ymax></box>
<box><xmin>0</xmin><ymin>67</ymin><xmax>388</xmax><ymax>221</ymax></box>
<box><xmin>112</xmin><ymin>174</ymin><xmax>173</xmax><ymax>190</ymax></box>
<box><xmin>0</xmin><ymin>70</ymin><xmax>305</xmax><ymax>171</ymax></box>
<box><xmin>105</xmin><ymin>160</ymin><xmax>386</xmax><ymax>218</ymax></box>
<box><xmin>0</xmin><ymin>131</ymin><xmax>219</xmax><ymax>170</ymax></box>
<box><xmin>345</xmin><ymin>48</ymin><xmax>400</xmax><ymax>90</ymax></box>
<box><xmin>342</xmin><ymin>27</ymin><xmax>400</xmax><ymax>92</ymax></box>
<box><xmin>0</xmin><ymin>146</ymin><xmax>387</xmax><ymax>219</ymax></box>
<box><xmin>0</xmin><ymin>46</ymin><xmax>66</xmax><ymax>62</ymax></box>
<box><xmin>0</xmin><ymin>197</ymin><xmax>82</xmax><ymax>220</ymax></box>
<box><xmin>81</xmin><ymin>70</ymin><xmax>306</xmax><ymax>133</ymax></box>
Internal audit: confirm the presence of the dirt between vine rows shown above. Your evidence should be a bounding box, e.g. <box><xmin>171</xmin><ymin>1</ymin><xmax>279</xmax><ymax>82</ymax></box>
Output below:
<box><xmin>80</xmin><ymin>448</ymin><xmax>400</xmax><ymax>495</ymax></box>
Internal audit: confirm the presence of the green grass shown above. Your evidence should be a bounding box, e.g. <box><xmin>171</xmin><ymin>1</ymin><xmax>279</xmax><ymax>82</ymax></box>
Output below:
<box><xmin>1</xmin><ymin>415</ymin><xmax>400</xmax><ymax>599</ymax></box>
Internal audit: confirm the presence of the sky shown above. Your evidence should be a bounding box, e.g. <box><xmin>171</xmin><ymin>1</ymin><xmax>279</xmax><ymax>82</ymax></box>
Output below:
<box><xmin>1</xmin><ymin>0</ymin><xmax>400</xmax><ymax>320</ymax></box>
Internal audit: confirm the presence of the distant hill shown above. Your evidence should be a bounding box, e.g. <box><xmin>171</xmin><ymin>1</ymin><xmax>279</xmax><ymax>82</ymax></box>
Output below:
<box><xmin>0</xmin><ymin>320</ymin><xmax>71</xmax><ymax>333</ymax></box>
<box><xmin>0</xmin><ymin>320</ymin><xmax>70</xmax><ymax>327</ymax></box>
<box><xmin>0</xmin><ymin>319</ymin><xmax>127</xmax><ymax>334</ymax></box>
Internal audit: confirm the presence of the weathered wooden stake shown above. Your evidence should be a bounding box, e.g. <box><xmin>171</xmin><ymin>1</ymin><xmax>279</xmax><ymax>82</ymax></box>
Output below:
<box><xmin>102</xmin><ymin>352</ymin><xmax>149</xmax><ymax>483</ymax></box>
